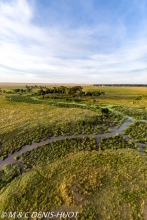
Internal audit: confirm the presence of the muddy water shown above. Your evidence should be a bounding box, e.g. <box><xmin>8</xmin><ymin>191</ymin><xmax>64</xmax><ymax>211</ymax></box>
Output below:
<box><xmin>0</xmin><ymin>115</ymin><xmax>141</xmax><ymax>172</ymax></box>
<box><xmin>0</xmin><ymin>110</ymin><xmax>146</xmax><ymax>173</ymax></box>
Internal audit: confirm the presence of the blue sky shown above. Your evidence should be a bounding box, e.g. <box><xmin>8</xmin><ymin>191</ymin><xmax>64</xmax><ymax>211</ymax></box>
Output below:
<box><xmin>0</xmin><ymin>0</ymin><xmax>147</xmax><ymax>83</ymax></box>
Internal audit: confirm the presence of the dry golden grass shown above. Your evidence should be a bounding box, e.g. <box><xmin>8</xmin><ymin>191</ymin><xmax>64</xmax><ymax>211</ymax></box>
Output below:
<box><xmin>0</xmin><ymin>97</ymin><xmax>100</xmax><ymax>135</ymax></box>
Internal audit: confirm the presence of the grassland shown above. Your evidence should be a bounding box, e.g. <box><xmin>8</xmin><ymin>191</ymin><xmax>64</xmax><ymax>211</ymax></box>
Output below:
<box><xmin>19</xmin><ymin>136</ymin><xmax>97</xmax><ymax>171</ymax></box>
<box><xmin>112</xmin><ymin>105</ymin><xmax>147</xmax><ymax>120</ymax></box>
<box><xmin>83</xmin><ymin>86</ymin><xmax>147</xmax><ymax>107</ymax></box>
<box><xmin>18</xmin><ymin>134</ymin><xmax>139</xmax><ymax>172</ymax></box>
<box><xmin>0</xmin><ymin>164</ymin><xmax>20</xmax><ymax>190</ymax></box>
<box><xmin>99</xmin><ymin>134</ymin><xmax>138</xmax><ymax>150</ymax></box>
<box><xmin>123</xmin><ymin>121</ymin><xmax>147</xmax><ymax>143</ymax></box>
<box><xmin>1</xmin><ymin>150</ymin><xmax>147</xmax><ymax>219</ymax></box>
<box><xmin>0</xmin><ymin>92</ymin><xmax>122</xmax><ymax>160</ymax></box>
<box><xmin>1</xmin><ymin>84</ymin><xmax>147</xmax><ymax>219</ymax></box>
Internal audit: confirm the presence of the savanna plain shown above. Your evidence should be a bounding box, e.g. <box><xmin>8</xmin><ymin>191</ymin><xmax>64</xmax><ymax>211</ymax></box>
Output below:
<box><xmin>1</xmin><ymin>84</ymin><xmax>147</xmax><ymax>220</ymax></box>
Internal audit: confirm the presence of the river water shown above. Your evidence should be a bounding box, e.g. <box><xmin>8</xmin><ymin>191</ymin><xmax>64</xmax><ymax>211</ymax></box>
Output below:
<box><xmin>0</xmin><ymin>114</ymin><xmax>145</xmax><ymax>172</ymax></box>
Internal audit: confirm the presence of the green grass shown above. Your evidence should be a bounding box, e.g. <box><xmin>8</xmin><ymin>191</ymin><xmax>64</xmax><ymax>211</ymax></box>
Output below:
<box><xmin>112</xmin><ymin>105</ymin><xmax>147</xmax><ymax>120</ymax></box>
<box><xmin>0</xmin><ymin>95</ymin><xmax>122</xmax><ymax>159</ymax></box>
<box><xmin>19</xmin><ymin>134</ymin><xmax>140</xmax><ymax>172</ymax></box>
<box><xmin>19</xmin><ymin>136</ymin><xmax>97</xmax><ymax>171</ymax></box>
<box><xmin>0</xmin><ymin>164</ymin><xmax>20</xmax><ymax>190</ymax></box>
<box><xmin>2</xmin><ymin>84</ymin><xmax>147</xmax><ymax>107</ymax></box>
<box><xmin>1</xmin><ymin>149</ymin><xmax>147</xmax><ymax>219</ymax></box>
<box><xmin>124</xmin><ymin>121</ymin><xmax>147</xmax><ymax>143</ymax></box>
<box><xmin>82</xmin><ymin>86</ymin><xmax>147</xmax><ymax>107</ymax></box>
<box><xmin>83</xmin><ymin>86</ymin><xmax>147</xmax><ymax>95</ymax></box>
<box><xmin>99</xmin><ymin>134</ymin><xmax>138</xmax><ymax>150</ymax></box>
<box><xmin>0</xmin><ymin>97</ymin><xmax>98</xmax><ymax>134</ymax></box>
<box><xmin>1</xmin><ymin>85</ymin><xmax>147</xmax><ymax>219</ymax></box>
<box><xmin>0</xmin><ymin>96</ymin><xmax>102</xmax><ymax>158</ymax></box>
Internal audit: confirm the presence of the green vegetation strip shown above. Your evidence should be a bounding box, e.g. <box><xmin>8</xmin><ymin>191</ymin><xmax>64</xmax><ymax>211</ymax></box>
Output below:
<box><xmin>112</xmin><ymin>105</ymin><xmax>147</xmax><ymax>120</ymax></box>
<box><xmin>7</xmin><ymin>95</ymin><xmax>94</xmax><ymax>109</ymax></box>
<box><xmin>124</xmin><ymin>121</ymin><xmax>147</xmax><ymax>143</ymax></box>
<box><xmin>18</xmin><ymin>134</ymin><xmax>139</xmax><ymax>172</ymax></box>
<box><xmin>99</xmin><ymin>134</ymin><xmax>138</xmax><ymax>150</ymax></box>
<box><xmin>0</xmin><ymin>110</ymin><xmax>122</xmax><ymax>160</ymax></box>
<box><xmin>19</xmin><ymin>136</ymin><xmax>97</xmax><ymax>171</ymax></box>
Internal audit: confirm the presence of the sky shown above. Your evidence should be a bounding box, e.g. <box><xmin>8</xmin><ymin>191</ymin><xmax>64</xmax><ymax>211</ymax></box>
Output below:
<box><xmin>0</xmin><ymin>0</ymin><xmax>147</xmax><ymax>83</ymax></box>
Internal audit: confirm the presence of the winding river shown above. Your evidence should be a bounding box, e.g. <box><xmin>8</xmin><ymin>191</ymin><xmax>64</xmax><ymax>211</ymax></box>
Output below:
<box><xmin>0</xmin><ymin>106</ymin><xmax>146</xmax><ymax>172</ymax></box>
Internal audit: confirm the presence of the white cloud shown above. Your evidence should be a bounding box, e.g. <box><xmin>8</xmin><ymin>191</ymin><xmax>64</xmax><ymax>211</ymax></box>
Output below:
<box><xmin>0</xmin><ymin>0</ymin><xmax>32</xmax><ymax>22</ymax></box>
<box><xmin>0</xmin><ymin>0</ymin><xmax>147</xmax><ymax>83</ymax></box>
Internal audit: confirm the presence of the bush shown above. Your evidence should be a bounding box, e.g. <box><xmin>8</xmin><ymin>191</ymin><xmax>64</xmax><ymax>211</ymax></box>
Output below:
<box><xmin>101</xmin><ymin>108</ymin><xmax>109</xmax><ymax>114</ymax></box>
<box><xmin>78</xmin><ymin>120</ymin><xmax>86</xmax><ymax>126</ymax></box>
<box><xmin>14</xmin><ymin>156</ymin><xmax>19</xmax><ymax>160</ymax></box>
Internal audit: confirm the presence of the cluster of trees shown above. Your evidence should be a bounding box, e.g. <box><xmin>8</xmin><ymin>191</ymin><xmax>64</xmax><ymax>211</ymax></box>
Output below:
<box><xmin>13</xmin><ymin>85</ymin><xmax>39</xmax><ymax>93</ymax></box>
<box><xmin>85</xmin><ymin>91</ymin><xmax>105</xmax><ymax>96</ymax></box>
<box><xmin>37</xmin><ymin>86</ymin><xmax>83</xmax><ymax>96</ymax></box>
<box><xmin>13</xmin><ymin>89</ymin><xmax>27</xmax><ymax>93</ymax></box>
<box><xmin>0</xmin><ymin>89</ymin><xmax>6</xmax><ymax>93</ymax></box>
<box><xmin>25</xmin><ymin>85</ymin><xmax>41</xmax><ymax>89</ymax></box>
<box><xmin>37</xmin><ymin>86</ymin><xmax>105</xmax><ymax>97</ymax></box>
<box><xmin>1</xmin><ymin>85</ymin><xmax>105</xmax><ymax>96</ymax></box>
